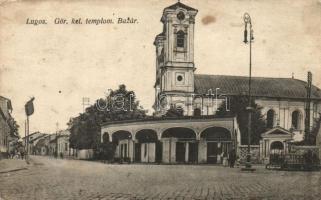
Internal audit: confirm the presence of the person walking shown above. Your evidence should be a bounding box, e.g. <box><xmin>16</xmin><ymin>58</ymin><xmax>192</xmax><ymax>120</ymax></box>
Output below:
<box><xmin>229</xmin><ymin>149</ymin><xmax>236</xmax><ymax>168</ymax></box>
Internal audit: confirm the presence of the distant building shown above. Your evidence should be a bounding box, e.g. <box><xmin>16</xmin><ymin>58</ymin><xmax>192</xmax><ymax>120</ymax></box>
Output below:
<box><xmin>57</xmin><ymin>130</ymin><xmax>72</xmax><ymax>158</ymax></box>
<box><xmin>317</xmin><ymin>126</ymin><xmax>321</xmax><ymax>160</ymax></box>
<box><xmin>22</xmin><ymin>132</ymin><xmax>48</xmax><ymax>154</ymax></box>
<box><xmin>34</xmin><ymin>134</ymin><xmax>56</xmax><ymax>156</ymax></box>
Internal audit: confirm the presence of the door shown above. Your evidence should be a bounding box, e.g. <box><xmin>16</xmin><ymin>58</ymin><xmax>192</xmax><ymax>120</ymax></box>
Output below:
<box><xmin>135</xmin><ymin>143</ymin><xmax>141</xmax><ymax>162</ymax></box>
<box><xmin>156</xmin><ymin>141</ymin><xmax>162</xmax><ymax>163</ymax></box>
<box><xmin>188</xmin><ymin>142</ymin><xmax>198</xmax><ymax>163</ymax></box>
<box><xmin>176</xmin><ymin>142</ymin><xmax>185</xmax><ymax>163</ymax></box>
<box><xmin>207</xmin><ymin>142</ymin><xmax>218</xmax><ymax>164</ymax></box>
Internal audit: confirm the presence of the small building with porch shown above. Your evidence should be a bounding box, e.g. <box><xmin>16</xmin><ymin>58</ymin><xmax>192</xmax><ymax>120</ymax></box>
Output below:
<box><xmin>101</xmin><ymin>116</ymin><xmax>240</xmax><ymax>164</ymax></box>
<box><xmin>259</xmin><ymin>127</ymin><xmax>293</xmax><ymax>163</ymax></box>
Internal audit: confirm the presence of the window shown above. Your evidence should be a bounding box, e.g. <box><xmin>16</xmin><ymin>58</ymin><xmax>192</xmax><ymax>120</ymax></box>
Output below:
<box><xmin>292</xmin><ymin>110</ymin><xmax>301</xmax><ymax>130</ymax></box>
<box><xmin>176</xmin><ymin>30</ymin><xmax>185</xmax><ymax>48</ymax></box>
<box><xmin>177</xmin><ymin>12</ymin><xmax>185</xmax><ymax>20</ymax></box>
<box><xmin>65</xmin><ymin>143</ymin><xmax>68</xmax><ymax>151</ymax></box>
<box><xmin>266</xmin><ymin>109</ymin><xmax>275</xmax><ymax>129</ymax></box>
<box><xmin>175</xmin><ymin>73</ymin><xmax>185</xmax><ymax>85</ymax></box>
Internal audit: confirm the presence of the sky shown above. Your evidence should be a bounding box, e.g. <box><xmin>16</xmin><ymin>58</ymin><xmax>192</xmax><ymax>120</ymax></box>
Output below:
<box><xmin>0</xmin><ymin>0</ymin><xmax>321</xmax><ymax>135</ymax></box>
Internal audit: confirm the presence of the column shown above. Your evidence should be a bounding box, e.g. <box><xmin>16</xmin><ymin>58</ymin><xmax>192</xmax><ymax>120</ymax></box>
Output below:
<box><xmin>198</xmin><ymin>139</ymin><xmax>207</xmax><ymax>163</ymax></box>
<box><xmin>128</xmin><ymin>139</ymin><xmax>135</xmax><ymax>162</ymax></box>
<box><xmin>162</xmin><ymin>139</ymin><xmax>170</xmax><ymax>163</ymax></box>
<box><xmin>148</xmin><ymin>143</ymin><xmax>156</xmax><ymax>163</ymax></box>
<box><xmin>259</xmin><ymin>140</ymin><xmax>263</xmax><ymax>161</ymax></box>
<box><xmin>170</xmin><ymin>139</ymin><xmax>177</xmax><ymax>163</ymax></box>
<box><xmin>185</xmin><ymin>142</ymin><xmax>189</xmax><ymax>163</ymax></box>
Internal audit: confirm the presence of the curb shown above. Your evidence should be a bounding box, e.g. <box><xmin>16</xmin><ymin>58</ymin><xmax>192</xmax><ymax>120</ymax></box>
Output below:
<box><xmin>0</xmin><ymin>167</ymin><xmax>28</xmax><ymax>174</ymax></box>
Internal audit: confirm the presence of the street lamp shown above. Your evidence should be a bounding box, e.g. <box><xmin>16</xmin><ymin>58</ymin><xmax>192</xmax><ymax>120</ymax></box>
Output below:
<box><xmin>242</xmin><ymin>13</ymin><xmax>255</xmax><ymax>171</ymax></box>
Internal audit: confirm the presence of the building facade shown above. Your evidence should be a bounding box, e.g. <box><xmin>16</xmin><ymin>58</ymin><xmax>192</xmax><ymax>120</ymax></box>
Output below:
<box><xmin>101</xmin><ymin>1</ymin><xmax>321</xmax><ymax>164</ymax></box>
<box><xmin>102</xmin><ymin>117</ymin><xmax>239</xmax><ymax>164</ymax></box>
<box><xmin>0</xmin><ymin>96</ymin><xmax>14</xmax><ymax>158</ymax></box>
<box><xmin>153</xmin><ymin>2</ymin><xmax>321</xmax><ymax>156</ymax></box>
<box><xmin>57</xmin><ymin>130</ymin><xmax>71</xmax><ymax>158</ymax></box>
<box><xmin>22</xmin><ymin>132</ymin><xmax>48</xmax><ymax>155</ymax></box>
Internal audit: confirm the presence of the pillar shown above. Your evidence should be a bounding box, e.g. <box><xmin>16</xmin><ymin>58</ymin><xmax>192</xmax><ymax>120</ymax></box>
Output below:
<box><xmin>161</xmin><ymin>139</ymin><xmax>170</xmax><ymax>163</ymax></box>
<box><xmin>128</xmin><ymin>139</ymin><xmax>135</xmax><ymax>162</ymax></box>
<box><xmin>198</xmin><ymin>139</ymin><xmax>207</xmax><ymax>163</ymax></box>
<box><xmin>148</xmin><ymin>143</ymin><xmax>156</xmax><ymax>162</ymax></box>
<box><xmin>170</xmin><ymin>138</ymin><xmax>177</xmax><ymax>163</ymax></box>
<box><xmin>185</xmin><ymin>142</ymin><xmax>189</xmax><ymax>162</ymax></box>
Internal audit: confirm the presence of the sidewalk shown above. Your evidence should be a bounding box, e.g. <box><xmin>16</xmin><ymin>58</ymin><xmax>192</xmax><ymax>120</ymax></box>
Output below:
<box><xmin>0</xmin><ymin>158</ymin><xmax>29</xmax><ymax>174</ymax></box>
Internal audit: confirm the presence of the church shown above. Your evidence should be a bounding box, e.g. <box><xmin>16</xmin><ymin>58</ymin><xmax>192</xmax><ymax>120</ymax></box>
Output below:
<box><xmin>101</xmin><ymin>1</ymin><xmax>321</xmax><ymax>164</ymax></box>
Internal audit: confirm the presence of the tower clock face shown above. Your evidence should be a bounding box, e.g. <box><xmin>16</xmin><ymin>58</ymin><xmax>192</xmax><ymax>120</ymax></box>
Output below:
<box><xmin>177</xmin><ymin>12</ymin><xmax>185</xmax><ymax>20</ymax></box>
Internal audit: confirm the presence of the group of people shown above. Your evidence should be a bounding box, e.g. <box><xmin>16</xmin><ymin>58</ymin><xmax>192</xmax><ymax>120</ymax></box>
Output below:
<box><xmin>8</xmin><ymin>144</ymin><xmax>26</xmax><ymax>160</ymax></box>
<box><xmin>220</xmin><ymin>149</ymin><xmax>238</xmax><ymax>168</ymax></box>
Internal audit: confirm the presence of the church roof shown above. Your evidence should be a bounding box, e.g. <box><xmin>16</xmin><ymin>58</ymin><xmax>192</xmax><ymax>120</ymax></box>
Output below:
<box><xmin>194</xmin><ymin>74</ymin><xmax>321</xmax><ymax>100</ymax></box>
<box><xmin>164</xmin><ymin>2</ymin><xmax>198</xmax><ymax>12</ymax></box>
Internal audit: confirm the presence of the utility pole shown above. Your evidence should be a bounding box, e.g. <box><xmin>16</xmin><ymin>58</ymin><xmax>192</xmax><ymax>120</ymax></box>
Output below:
<box><xmin>82</xmin><ymin>97</ymin><xmax>90</xmax><ymax>113</ymax></box>
<box><xmin>24</xmin><ymin>120</ymin><xmax>27</xmax><ymax>153</ymax></box>
<box><xmin>56</xmin><ymin>122</ymin><xmax>59</xmax><ymax>158</ymax></box>
<box><xmin>304</xmin><ymin>71</ymin><xmax>312</xmax><ymax>145</ymax></box>
<box><xmin>25</xmin><ymin>97</ymin><xmax>35</xmax><ymax>163</ymax></box>
<box><xmin>26</xmin><ymin>116</ymin><xmax>29</xmax><ymax>156</ymax></box>
<box><xmin>242</xmin><ymin>13</ymin><xmax>255</xmax><ymax>171</ymax></box>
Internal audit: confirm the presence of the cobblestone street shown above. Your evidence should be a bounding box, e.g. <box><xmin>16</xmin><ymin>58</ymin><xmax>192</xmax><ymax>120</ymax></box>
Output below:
<box><xmin>0</xmin><ymin>156</ymin><xmax>320</xmax><ymax>200</ymax></box>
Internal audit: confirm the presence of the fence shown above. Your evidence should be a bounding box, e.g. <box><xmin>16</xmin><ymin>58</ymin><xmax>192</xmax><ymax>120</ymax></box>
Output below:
<box><xmin>238</xmin><ymin>145</ymin><xmax>260</xmax><ymax>164</ymax></box>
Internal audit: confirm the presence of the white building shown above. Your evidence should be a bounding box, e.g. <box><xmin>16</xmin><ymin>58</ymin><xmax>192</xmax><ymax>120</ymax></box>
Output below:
<box><xmin>101</xmin><ymin>1</ymin><xmax>321</xmax><ymax>164</ymax></box>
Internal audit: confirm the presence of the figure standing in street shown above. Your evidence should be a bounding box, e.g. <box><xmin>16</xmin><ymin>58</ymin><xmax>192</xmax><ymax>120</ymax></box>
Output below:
<box><xmin>19</xmin><ymin>146</ymin><xmax>25</xmax><ymax>160</ymax></box>
<box><xmin>229</xmin><ymin>149</ymin><xmax>236</xmax><ymax>168</ymax></box>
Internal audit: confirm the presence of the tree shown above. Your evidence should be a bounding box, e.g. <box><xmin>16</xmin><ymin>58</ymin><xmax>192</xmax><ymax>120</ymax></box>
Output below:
<box><xmin>215</xmin><ymin>95</ymin><xmax>266</xmax><ymax>145</ymax></box>
<box><xmin>165</xmin><ymin>104</ymin><xmax>184</xmax><ymax>117</ymax></box>
<box><xmin>7</xmin><ymin>117</ymin><xmax>19</xmax><ymax>137</ymax></box>
<box><xmin>68</xmin><ymin>84</ymin><xmax>147</xmax><ymax>159</ymax></box>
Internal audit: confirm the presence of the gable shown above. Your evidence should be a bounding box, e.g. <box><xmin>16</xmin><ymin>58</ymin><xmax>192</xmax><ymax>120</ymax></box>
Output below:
<box><xmin>261</xmin><ymin>127</ymin><xmax>293</xmax><ymax>138</ymax></box>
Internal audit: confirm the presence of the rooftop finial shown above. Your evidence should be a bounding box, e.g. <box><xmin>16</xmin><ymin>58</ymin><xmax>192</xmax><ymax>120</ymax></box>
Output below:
<box><xmin>292</xmin><ymin>72</ymin><xmax>294</xmax><ymax>79</ymax></box>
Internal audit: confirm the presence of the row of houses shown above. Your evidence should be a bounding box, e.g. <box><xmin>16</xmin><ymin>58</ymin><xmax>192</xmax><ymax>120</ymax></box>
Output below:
<box><xmin>22</xmin><ymin>130</ymin><xmax>95</xmax><ymax>160</ymax></box>
<box><xmin>22</xmin><ymin>130</ymin><xmax>75</xmax><ymax>158</ymax></box>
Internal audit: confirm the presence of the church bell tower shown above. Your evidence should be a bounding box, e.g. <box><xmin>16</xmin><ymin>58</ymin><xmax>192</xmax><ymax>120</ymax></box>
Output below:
<box><xmin>154</xmin><ymin>1</ymin><xmax>198</xmax><ymax>115</ymax></box>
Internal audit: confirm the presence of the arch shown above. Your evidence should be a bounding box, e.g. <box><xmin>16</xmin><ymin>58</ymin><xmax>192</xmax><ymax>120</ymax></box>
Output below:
<box><xmin>102</xmin><ymin>132</ymin><xmax>110</xmax><ymax>143</ymax></box>
<box><xmin>135</xmin><ymin>129</ymin><xmax>158</xmax><ymax>143</ymax></box>
<box><xmin>176</xmin><ymin>30</ymin><xmax>185</xmax><ymax>48</ymax></box>
<box><xmin>161</xmin><ymin>127</ymin><xmax>196</xmax><ymax>139</ymax></box>
<box><xmin>266</xmin><ymin>109</ymin><xmax>275</xmax><ymax>129</ymax></box>
<box><xmin>270</xmin><ymin>141</ymin><xmax>284</xmax><ymax>150</ymax></box>
<box><xmin>112</xmin><ymin>130</ymin><xmax>132</xmax><ymax>144</ymax></box>
<box><xmin>291</xmin><ymin>110</ymin><xmax>302</xmax><ymax>130</ymax></box>
<box><xmin>200</xmin><ymin>127</ymin><xmax>231</xmax><ymax>141</ymax></box>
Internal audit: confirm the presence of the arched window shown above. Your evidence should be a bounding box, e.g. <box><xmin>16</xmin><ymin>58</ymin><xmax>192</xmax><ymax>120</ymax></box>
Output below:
<box><xmin>292</xmin><ymin>110</ymin><xmax>301</xmax><ymax>130</ymax></box>
<box><xmin>102</xmin><ymin>132</ymin><xmax>110</xmax><ymax>143</ymax></box>
<box><xmin>266</xmin><ymin>109</ymin><xmax>275</xmax><ymax>129</ymax></box>
<box><xmin>176</xmin><ymin>30</ymin><xmax>185</xmax><ymax>48</ymax></box>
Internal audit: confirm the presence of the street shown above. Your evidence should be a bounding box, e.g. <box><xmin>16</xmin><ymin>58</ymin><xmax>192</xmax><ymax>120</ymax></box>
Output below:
<box><xmin>0</xmin><ymin>156</ymin><xmax>320</xmax><ymax>200</ymax></box>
